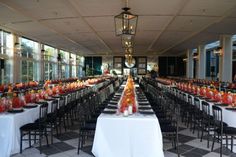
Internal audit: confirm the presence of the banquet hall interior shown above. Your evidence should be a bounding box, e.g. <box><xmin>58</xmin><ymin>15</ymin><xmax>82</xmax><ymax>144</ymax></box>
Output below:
<box><xmin>1</xmin><ymin>0</ymin><xmax>236</xmax><ymax>157</ymax></box>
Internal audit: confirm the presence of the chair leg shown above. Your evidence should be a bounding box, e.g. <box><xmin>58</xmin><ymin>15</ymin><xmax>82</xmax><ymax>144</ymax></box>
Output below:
<box><xmin>200</xmin><ymin>126</ymin><xmax>204</xmax><ymax>142</ymax></box>
<box><xmin>20</xmin><ymin>131</ymin><xmax>23</xmax><ymax>153</ymax></box>
<box><xmin>176</xmin><ymin>132</ymin><xmax>180</xmax><ymax>157</ymax></box>
<box><xmin>39</xmin><ymin>132</ymin><xmax>42</xmax><ymax>154</ymax></box>
<box><xmin>63</xmin><ymin>116</ymin><xmax>67</xmax><ymax>132</ymax></box>
<box><xmin>51</xmin><ymin>123</ymin><xmax>53</xmax><ymax>144</ymax></box>
<box><xmin>29</xmin><ymin>131</ymin><xmax>31</xmax><ymax>147</ymax></box>
<box><xmin>207</xmin><ymin>129</ymin><xmax>210</xmax><ymax>148</ymax></box>
<box><xmin>231</xmin><ymin>136</ymin><xmax>234</xmax><ymax>152</ymax></box>
<box><xmin>44</xmin><ymin>129</ymin><xmax>49</xmax><ymax>146</ymax></box>
<box><xmin>77</xmin><ymin>132</ymin><xmax>82</xmax><ymax>154</ymax></box>
<box><xmin>211</xmin><ymin>132</ymin><xmax>216</xmax><ymax>151</ymax></box>
<box><xmin>226</xmin><ymin>135</ymin><xmax>228</xmax><ymax>148</ymax></box>
<box><xmin>220</xmin><ymin>135</ymin><xmax>223</xmax><ymax>157</ymax></box>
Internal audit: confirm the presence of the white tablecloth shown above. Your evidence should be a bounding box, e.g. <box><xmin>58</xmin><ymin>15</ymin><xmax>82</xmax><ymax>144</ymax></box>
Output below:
<box><xmin>92</xmin><ymin>113</ymin><xmax>164</xmax><ymax>157</ymax></box>
<box><xmin>172</xmin><ymin>87</ymin><xmax>236</xmax><ymax>152</ymax></box>
<box><xmin>0</xmin><ymin>100</ymin><xmax>54</xmax><ymax>157</ymax></box>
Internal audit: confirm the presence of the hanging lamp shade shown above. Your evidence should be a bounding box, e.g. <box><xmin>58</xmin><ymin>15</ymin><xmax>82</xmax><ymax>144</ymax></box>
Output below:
<box><xmin>114</xmin><ymin>7</ymin><xmax>138</xmax><ymax>36</ymax></box>
<box><xmin>121</xmin><ymin>35</ymin><xmax>134</xmax><ymax>48</ymax></box>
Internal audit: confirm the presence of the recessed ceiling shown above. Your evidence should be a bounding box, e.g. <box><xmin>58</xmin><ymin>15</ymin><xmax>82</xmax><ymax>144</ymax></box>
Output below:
<box><xmin>0</xmin><ymin>0</ymin><xmax>236</xmax><ymax>56</ymax></box>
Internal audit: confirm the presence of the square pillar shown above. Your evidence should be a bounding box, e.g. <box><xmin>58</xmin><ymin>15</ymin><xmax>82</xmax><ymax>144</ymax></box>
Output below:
<box><xmin>186</xmin><ymin>49</ymin><xmax>193</xmax><ymax>78</ymax></box>
<box><xmin>219</xmin><ymin>35</ymin><xmax>232</xmax><ymax>82</ymax></box>
<box><xmin>197</xmin><ymin>45</ymin><xmax>206</xmax><ymax>79</ymax></box>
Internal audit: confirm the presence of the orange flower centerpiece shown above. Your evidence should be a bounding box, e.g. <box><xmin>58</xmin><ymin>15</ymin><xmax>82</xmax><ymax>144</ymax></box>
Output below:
<box><xmin>120</xmin><ymin>76</ymin><xmax>137</xmax><ymax>114</ymax></box>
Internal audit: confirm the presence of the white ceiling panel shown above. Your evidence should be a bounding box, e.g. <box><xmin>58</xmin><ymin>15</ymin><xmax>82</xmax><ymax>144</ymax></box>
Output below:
<box><xmin>137</xmin><ymin>16</ymin><xmax>173</xmax><ymax>31</ymax></box>
<box><xmin>0</xmin><ymin>4</ymin><xmax>30</xmax><ymax>25</ymax></box>
<box><xmin>204</xmin><ymin>18</ymin><xmax>236</xmax><ymax>35</ymax></box>
<box><xmin>5</xmin><ymin>0</ymin><xmax>76</xmax><ymax>19</ymax></box>
<box><xmin>135</xmin><ymin>31</ymin><xmax>161</xmax><ymax>45</ymax></box>
<box><xmin>72</xmin><ymin>0</ymin><xmax>122</xmax><ymax>16</ymax></box>
<box><xmin>153</xmin><ymin>31</ymin><xmax>191</xmax><ymax>51</ymax></box>
<box><xmin>68</xmin><ymin>32</ymin><xmax>98</xmax><ymax>42</ymax></box>
<box><xmin>6</xmin><ymin>21</ymin><xmax>55</xmax><ymax>37</ymax></box>
<box><xmin>167</xmin><ymin>16</ymin><xmax>218</xmax><ymax>32</ymax></box>
<box><xmin>130</xmin><ymin>0</ymin><xmax>185</xmax><ymax>15</ymax></box>
<box><xmin>85</xmin><ymin>16</ymin><xmax>115</xmax><ymax>32</ymax></box>
<box><xmin>180</xmin><ymin>0</ymin><xmax>236</xmax><ymax>16</ymax></box>
<box><xmin>40</xmin><ymin>17</ymin><xmax>91</xmax><ymax>34</ymax></box>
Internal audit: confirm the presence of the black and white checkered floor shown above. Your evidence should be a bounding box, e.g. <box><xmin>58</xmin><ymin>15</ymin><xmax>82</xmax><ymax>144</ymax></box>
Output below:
<box><xmin>11</xmin><ymin>121</ymin><xmax>236</xmax><ymax>157</ymax></box>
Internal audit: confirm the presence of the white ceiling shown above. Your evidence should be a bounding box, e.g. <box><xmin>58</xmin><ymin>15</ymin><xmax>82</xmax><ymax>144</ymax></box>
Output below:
<box><xmin>0</xmin><ymin>0</ymin><xmax>236</xmax><ymax>56</ymax></box>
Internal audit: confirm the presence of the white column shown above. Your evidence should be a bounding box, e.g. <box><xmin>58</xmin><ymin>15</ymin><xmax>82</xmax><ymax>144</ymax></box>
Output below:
<box><xmin>186</xmin><ymin>49</ymin><xmax>193</xmax><ymax>78</ymax></box>
<box><xmin>13</xmin><ymin>34</ymin><xmax>20</xmax><ymax>83</ymax></box>
<box><xmin>40</xmin><ymin>44</ymin><xmax>44</xmax><ymax>81</ymax></box>
<box><xmin>219</xmin><ymin>35</ymin><xmax>232</xmax><ymax>82</ymax></box>
<box><xmin>197</xmin><ymin>45</ymin><xmax>206</xmax><ymax>79</ymax></box>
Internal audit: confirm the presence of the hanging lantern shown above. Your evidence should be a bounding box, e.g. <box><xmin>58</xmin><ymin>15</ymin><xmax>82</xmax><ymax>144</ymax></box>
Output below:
<box><xmin>114</xmin><ymin>7</ymin><xmax>138</xmax><ymax>36</ymax></box>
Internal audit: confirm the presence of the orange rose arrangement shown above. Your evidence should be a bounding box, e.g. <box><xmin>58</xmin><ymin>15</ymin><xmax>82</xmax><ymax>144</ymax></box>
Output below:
<box><xmin>120</xmin><ymin>76</ymin><xmax>137</xmax><ymax>113</ymax></box>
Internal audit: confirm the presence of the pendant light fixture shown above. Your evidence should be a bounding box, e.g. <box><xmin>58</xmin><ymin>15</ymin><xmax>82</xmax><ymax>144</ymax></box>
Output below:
<box><xmin>114</xmin><ymin>0</ymin><xmax>138</xmax><ymax>36</ymax></box>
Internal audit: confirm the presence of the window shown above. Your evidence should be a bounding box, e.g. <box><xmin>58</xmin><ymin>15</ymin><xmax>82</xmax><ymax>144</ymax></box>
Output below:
<box><xmin>44</xmin><ymin>62</ymin><xmax>57</xmax><ymax>80</ymax></box>
<box><xmin>0</xmin><ymin>31</ymin><xmax>13</xmax><ymax>83</ymax></box>
<box><xmin>70</xmin><ymin>53</ymin><xmax>76</xmax><ymax>77</ymax></box>
<box><xmin>43</xmin><ymin>45</ymin><xmax>58</xmax><ymax>80</ymax></box>
<box><xmin>44</xmin><ymin>45</ymin><xmax>57</xmax><ymax>62</ymax></box>
<box><xmin>59</xmin><ymin>50</ymin><xmax>70</xmax><ymax>78</ymax></box>
<box><xmin>20</xmin><ymin>37</ymin><xmax>39</xmax><ymax>59</ymax></box>
<box><xmin>0</xmin><ymin>31</ymin><xmax>13</xmax><ymax>56</ymax></box>
<box><xmin>20</xmin><ymin>37</ymin><xmax>40</xmax><ymax>82</ymax></box>
<box><xmin>0</xmin><ymin>59</ymin><xmax>13</xmax><ymax>83</ymax></box>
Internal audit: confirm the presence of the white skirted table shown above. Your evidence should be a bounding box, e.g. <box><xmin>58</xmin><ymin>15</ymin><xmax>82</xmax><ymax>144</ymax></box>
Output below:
<box><xmin>92</xmin><ymin>112</ymin><xmax>164</xmax><ymax>157</ymax></box>
<box><xmin>0</xmin><ymin>100</ymin><xmax>54</xmax><ymax>157</ymax></box>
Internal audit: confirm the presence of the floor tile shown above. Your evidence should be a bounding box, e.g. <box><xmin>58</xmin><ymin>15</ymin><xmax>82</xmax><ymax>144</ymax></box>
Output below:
<box><xmin>81</xmin><ymin>145</ymin><xmax>93</xmax><ymax>156</ymax></box>
<box><xmin>55</xmin><ymin>132</ymin><xmax>79</xmax><ymax>141</ymax></box>
<box><xmin>164</xmin><ymin>151</ymin><xmax>183</xmax><ymax>157</ymax></box>
<box><xmin>203</xmin><ymin>152</ymin><xmax>228</xmax><ymax>157</ymax></box>
<box><xmin>213</xmin><ymin>147</ymin><xmax>234</xmax><ymax>156</ymax></box>
<box><xmin>178</xmin><ymin>134</ymin><xmax>196</xmax><ymax>143</ymax></box>
<box><xmin>36</xmin><ymin>145</ymin><xmax>61</xmax><ymax>156</ymax></box>
<box><xmin>179</xmin><ymin>129</ymin><xmax>199</xmax><ymax>138</ymax></box>
<box><xmin>168</xmin><ymin>144</ymin><xmax>195</xmax><ymax>154</ymax></box>
<box><xmin>182</xmin><ymin>148</ymin><xmax>209</xmax><ymax>157</ymax></box>
<box><xmin>53</xmin><ymin>142</ymin><xmax>75</xmax><ymax>152</ymax></box>
<box><xmin>48</xmin><ymin>152</ymin><xmax>70</xmax><ymax>157</ymax></box>
<box><xmin>185</xmin><ymin>139</ymin><xmax>220</xmax><ymax>151</ymax></box>
<box><xmin>64</xmin><ymin>138</ymin><xmax>79</xmax><ymax>148</ymax></box>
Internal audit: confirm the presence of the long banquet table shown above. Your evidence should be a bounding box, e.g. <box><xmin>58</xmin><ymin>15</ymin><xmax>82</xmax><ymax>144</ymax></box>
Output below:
<box><xmin>0</xmin><ymin>100</ymin><xmax>55</xmax><ymax>157</ymax></box>
<box><xmin>159</xmin><ymin>82</ymin><xmax>236</xmax><ymax>152</ymax></box>
<box><xmin>92</xmin><ymin>84</ymin><xmax>164</xmax><ymax>157</ymax></box>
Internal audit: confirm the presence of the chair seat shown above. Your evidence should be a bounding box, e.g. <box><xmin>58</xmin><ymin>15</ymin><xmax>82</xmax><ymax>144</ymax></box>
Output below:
<box><xmin>216</xmin><ymin>126</ymin><xmax>236</xmax><ymax>134</ymax></box>
<box><xmin>81</xmin><ymin>123</ymin><xmax>96</xmax><ymax>131</ymax></box>
<box><xmin>20</xmin><ymin>123</ymin><xmax>45</xmax><ymax>131</ymax></box>
<box><xmin>159</xmin><ymin>119</ymin><xmax>172</xmax><ymax>126</ymax></box>
<box><xmin>161</xmin><ymin>125</ymin><xmax>177</xmax><ymax>132</ymax></box>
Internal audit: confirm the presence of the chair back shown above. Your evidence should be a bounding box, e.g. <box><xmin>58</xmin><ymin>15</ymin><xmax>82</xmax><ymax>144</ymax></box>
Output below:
<box><xmin>188</xmin><ymin>95</ymin><xmax>192</xmax><ymax>105</ymax></box>
<box><xmin>202</xmin><ymin>101</ymin><xmax>210</xmax><ymax>116</ymax></box>
<box><xmin>59</xmin><ymin>96</ymin><xmax>65</xmax><ymax>109</ymax></box>
<box><xmin>194</xmin><ymin>98</ymin><xmax>200</xmax><ymax>109</ymax></box>
<box><xmin>212</xmin><ymin>105</ymin><xmax>223</xmax><ymax>134</ymax></box>
<box><xmin>50</xmin><ymin>99</ymin><xmax>58</xmax><ymax>113</ymax></box>
<box><xmin>39</xmin><ymin>102</ymin><xmax>48</xmax><ymax>125</ymax></box>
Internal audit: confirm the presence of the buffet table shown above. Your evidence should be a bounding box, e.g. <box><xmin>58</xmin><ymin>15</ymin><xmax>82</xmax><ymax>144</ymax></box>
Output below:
<box><xmin>92</xmin><ymin>82</ymin><xmax>164</xmax><ymax>157</ymax></box>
